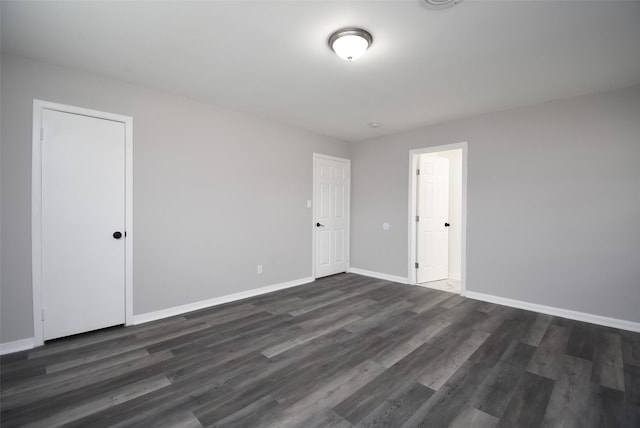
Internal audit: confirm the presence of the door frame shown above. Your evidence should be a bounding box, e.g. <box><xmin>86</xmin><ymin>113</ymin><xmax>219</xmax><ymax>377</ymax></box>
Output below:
<box><xmin>408</xmin><ymin>142</ymin><xmax>468</xmax><ymax>293</ymax></box>
<box><xmin>312</xmin><ymin>153</ymin><xmax>351</xmax><ymax>279</ymax></box>
<box><xmin>31</xmin><ymin>99</ymin><xmax>134</xmax><ymax>346</ymax></box>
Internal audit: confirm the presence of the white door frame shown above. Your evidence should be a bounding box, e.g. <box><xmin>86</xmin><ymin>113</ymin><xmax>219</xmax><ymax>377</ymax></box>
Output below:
<box><xmin>312</xmin><ymin>153</ymin><xmax>351</xmax><ymax>279</ymax></box>
<box><xmin>408</xmin><ymin>142</ymin><xmax>468</xmax><ymax>294</ymax></box>
<box><xmin>32</xmin><ymin>99</ymin><xmax>134</xmax><ymax>346</ymax></box>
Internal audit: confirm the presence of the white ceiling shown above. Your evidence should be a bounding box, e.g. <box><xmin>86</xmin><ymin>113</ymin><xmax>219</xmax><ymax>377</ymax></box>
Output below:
<box><xmin>2</xmin><ymin>1</ymin><xmax>640</xmax><ymax>142</ymax></box>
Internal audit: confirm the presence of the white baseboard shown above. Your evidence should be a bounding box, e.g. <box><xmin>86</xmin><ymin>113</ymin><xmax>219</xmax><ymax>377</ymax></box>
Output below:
<box><xmin>448</xmin><ymin>273</ymin><xmax>462</xmax><ymax>281</ymax></box>
<box><xmin>133</xmin><ymin>276</ymin><xmax>314</xmax><ymax>325</ymax></box>
<box><xmin>466</xmin><ymin>291</ymin><xmax>640</xmax><ymax>333</ymax></box>
<box><xmin>348</xmin><ymin>267</ymin><xmax>409</xmax><ymax>284</ymax></box>
<box><xmin>0</xmin><ymin>337</ymin><xmax>35</xmax><ymax>355</ymax></box>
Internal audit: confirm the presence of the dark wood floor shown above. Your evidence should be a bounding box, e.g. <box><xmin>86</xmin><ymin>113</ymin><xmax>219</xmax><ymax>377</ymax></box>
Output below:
<box><xmin>1</xmin><ymin>273</ymin><xmax>639</xmax><ymax>427</ymax></box>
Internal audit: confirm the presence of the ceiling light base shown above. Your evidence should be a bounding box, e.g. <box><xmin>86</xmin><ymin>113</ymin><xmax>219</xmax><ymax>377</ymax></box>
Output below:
<box><xmin>423</xmin><ymin>0</ymin><xmax>464</xmax><ymax>10</ymax></box>
<box><xmin>328</xmin><ymin>28</ymin><xmax>373</xmax><ymax>61</ymax></box>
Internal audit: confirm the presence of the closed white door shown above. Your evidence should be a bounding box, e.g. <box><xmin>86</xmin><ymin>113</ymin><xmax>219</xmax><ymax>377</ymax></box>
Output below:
<box><xmin>314</xmin><ymin>155</ymin><xmax>350</xmax><ymax>278</ymax></box>
<box><xmin>41</xmin><ymin>109</ymin><xmax>126</xmax><ymax>340</ymax></box>
<box><xmin>417</xmin><ymin>155</ymin><xmax>450</xmax><ymax>283</ymax></box>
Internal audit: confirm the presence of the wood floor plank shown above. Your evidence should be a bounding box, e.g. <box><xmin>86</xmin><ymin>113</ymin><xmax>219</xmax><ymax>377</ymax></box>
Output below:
<box><xmin>333</xmin><ymin>342</ymin><xmax>438</xmax><ymax>424</ymax></box>
<box><xmin>343</xmin><ymin>299</ymin><xmax>415</xmax><ymax>334</ymax></box>
<box><xmin>274</xmin><ymin>359</ymin><xmax>386</xmax><ymax>412</ymax></box>
<box><xmin>66</xmin><ymin>371</ymin><xmax>231</xmax><ymax>428</ymax></box>
<box><xmin>526</xmin><ymin>323</ymin><xmax>572</xmax><ymax>380</ymax></box>
<box><xmin>409</xmin><ymin>290</ymin><xmax>454</xmax><ymax>313</ymax></box>
<box><xmin>473</xmin><ymin>305</ymin><xmax>519</xmax><ymax>334</ymax></box>
<box><xmin>2</xmin><ymin>273</ymin><xmax>638</xmax><ymax>428</ymax></box>
<box><xmin>143</xmin><ymin>312</ymin><xmax>277</xmax><ymax>353</ymax></box>
<box><xmin>361</xmin><ymin>304</ymin><xmax>449</xmax><ymax>364</ymax></box>
<box><xmin>469</xmin><ymin>317</ymin><xmax>532</xmax><ymax>367</ymax></box>
<box><xmin>621</xmin><ymin>329</ymin><xmax>640</xmax><ymax>367</ymax></box>
<box><xmin>449</xmin><ymin>406</ymin><xmax>499</xmax><ymax>428</ymax></box>
<box><xmin>25</xmin><ymin>324</ymin><xmax>143</xmax><ymax>360</ymax></box>
<box><xmin>471</xmin><ymin>340</ymin><xmax>537</xmax><ymax>418</ymax></box>
<box><xmin>355</xmin><ymin>381</ymin><xmax>434</xmax><ymax>428</ymax></box>
<box><xmin>208</xmin><ymin>395</ymin><xmax>285</xmax><ymax>428</ymax></box>
<box><xmin>375</xmin><ymin>318</ymin><xmax>451</xmax><ymax>368</ymax></box>
<box><xmin>0</xmin><ymin>359</ymin><xmax>47</xmax><ymax>387</ymax></box>
<box><xmin>439</xmin><ymin>294</ymin><xmax>466</xmax><ymax>309</ymax></box>
<box><xmin>286</xmin><ymin>289</ymin><xmax>368</xmax><ymax>316</ymax></box>
<box><xmin>593</xmin><ymin>332</ymin><xmax>625</xmax><ymax>391</ymax></box>
<box><xmin>269</xmin><ymin>352</ymin><xmax>384</xmax><ymax>407</ymax></box>
<box><xmin>624</xmin><ymin>363</ymin><xmax>640</xmax><ymax>405</ymax></box>
<box><xmin>0</xmin><ymin>349</ymin><xmax>173</xmax><ymax>409</ymax></box>
<box><xmin>193</xmin><ymin>332</ymin><xmax>386</xmax><ymax>425</ymax></box>
<box><xmin>417</xmin><ymin>327</ymin><xmax>490</xmax><ymax>390</ymax></box>
<box><xmin>521</xmin><ymin>313</ymin><xmax>554</xmax><ymax>347</ymax></box>
<box><xmin>496</xmin><ymin>371</ymin><xmax>555</xmax><ymax>428</ymax></box>
<box><xmin>401</xmin><ymin>360</ymin><xmax>494</xmax><ymax>427</ymax></box>
<box><xmin>143</xmin><ymin>410</ymin><xmax>204</xmax><ymax>428</ymax></box>
<box><xmin>2</xmin><ymin>347</ymin><xmax>207</xmax><ymax>423</ymax></box>
<box><xmin>15</xmin><ymin>375</ymin><xmax>171</xmax><ymax>428</ymax></box>
<box><xmin>267</xmin><ymin>409</ymin><xmax>353</xmax><ymax>428</ymax></box>
<box><xmin>586</xmin><ymin>385</ymin><xmax>630</xmax><ymax>428</ymax></box>
<box><xmin>565</xmin><ymin>322</ymin><xmax>599</xmax><ymax>361</ymax></box>
<box><xmin>539</xmin><ymin>355</ymin><xmax>593</xmax><ymax>427</ymax></box>
<box><xmin>261</xmin><ymin>314</ymin><xmax>360</xmax><ymax>357</ymax></box>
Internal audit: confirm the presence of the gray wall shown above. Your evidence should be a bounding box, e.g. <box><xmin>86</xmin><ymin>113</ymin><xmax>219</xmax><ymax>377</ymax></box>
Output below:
<box><xmin>0</xmin><ymin>54</ymin><xmax>350</xmax><ymax>343</ymax></box>
<box><xmin>351</xmin><ymin>86</ymin><xmax>640</xmax><ymax>323</ymax></box>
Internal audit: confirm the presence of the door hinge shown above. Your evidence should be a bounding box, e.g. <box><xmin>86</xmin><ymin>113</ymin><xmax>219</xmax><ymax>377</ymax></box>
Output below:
<box><xmin>41</xmin><ymin>309</ymin><xmax>45</xmax><ymax>321</ymax></box>
<box><xmin>416</xmin><ymin>169</ymin><xmax>420</xmax><ymax>176</ymax></box>
<box><xmin>416</xmin><ymin>215</ymin><xmax>419</xmax><ymax>222</ymax></box>
<box><xmin>415</xmin><ymin>262</ymin><xmax>419</xmax><ymax>269</ymax></box>
<box><xmin>40</xmin><ymin>127</ymin><xmax>44</xmax><ymax>142</ymax></box>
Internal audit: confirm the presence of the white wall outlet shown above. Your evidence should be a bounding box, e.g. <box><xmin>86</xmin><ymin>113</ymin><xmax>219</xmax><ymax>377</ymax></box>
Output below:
<box><xmin>306</xmin><ymin>200</ymin><xmax>312</xmax><ymax>208</ymax></box>
<box><xmin>257</xmin><ymin>264</ymin><xmax>263</xmax><ymax>274</ymax></box>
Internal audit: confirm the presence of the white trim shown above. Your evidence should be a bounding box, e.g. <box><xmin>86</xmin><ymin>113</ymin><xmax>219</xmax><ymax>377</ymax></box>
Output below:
<box><xmin>348</xmin><ymin>267</ymin><xmax>409</xmax><ymax>284</ymax></box>
<box><xmin>466</xmin><ymin>291</ymin><xmax>640</xmax><ymax>333</ymax></box>
<box><xmin>31</xmin><ymin>99</ymin><xmax>134</xmax><ymax>347</ymax></box>
<box><xmin>312</xmin><ymin>153</ymin><xmax>351</xmax><ymax>279</ymax></box>
<box><xmin>448</xmin><ymin>273</ymin><xmax>462</xmax><ymax>281</ymax></box>
<box><xmin>0</xmin><ymin>338</ymin><xmax>35</xmax><ymax>355</ymax></box>
<box><xmin>133</xmin><ymin>277</ymin><xmax>314</xmax><ymax>325</ymax></box>
<box><xmin>408</xmin><ymin>142</ymin><xmax>468</xmax><ymax>295</ymax></box>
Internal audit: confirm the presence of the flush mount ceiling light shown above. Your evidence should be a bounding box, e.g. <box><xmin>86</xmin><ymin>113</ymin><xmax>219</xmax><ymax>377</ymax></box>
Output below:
<box><xmin>422</xmin><ymin>0</ymin><xmax>464</xmax><ymax>10</ymax></box>
<box><xmin>328</xmin><ymin>28</ymin><xmax>373</xmax><ymax>61</ymax></box>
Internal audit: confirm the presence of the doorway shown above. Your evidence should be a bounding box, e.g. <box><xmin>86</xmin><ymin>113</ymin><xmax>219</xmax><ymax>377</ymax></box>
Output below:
<box><xmin>313</xmin><ymin>153</ymin><xmax>350</xmax><ymax>278</ymax></box>
<box><xmin>32</xmin><ymin>100</ymin><xmax>134</xmax><ymax>346</ymax></box>
<box><xmin>408</xmin><ymin>143</ymin><xmax>467</xmax><ymax>294</ymax></box>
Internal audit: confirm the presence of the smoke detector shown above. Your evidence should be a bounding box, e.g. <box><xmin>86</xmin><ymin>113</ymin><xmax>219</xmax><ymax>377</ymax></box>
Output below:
<box><xmin>423</xmin><ymin>0</ymin><xmax>464</xmax><ymax>10</ymax></box>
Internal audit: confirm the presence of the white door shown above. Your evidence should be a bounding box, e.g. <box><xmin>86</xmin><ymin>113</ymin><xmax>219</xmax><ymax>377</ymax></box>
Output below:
<box><xmin>314</xmin><ymin>155</ymin><xmax>350</xmax><ymax>278</ymax></box>
<box><xmin>41</xmin><ymin>109</ymin><xmax>126</xmax><ymax>340</ymax></box>
<box><xmin>416</xmin><ymin>154</ymin><xmax>450</xmax><ymax>283</ymax></box>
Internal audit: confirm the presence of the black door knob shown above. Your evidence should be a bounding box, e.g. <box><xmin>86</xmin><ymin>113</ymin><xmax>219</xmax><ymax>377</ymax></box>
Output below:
<box><xmin>316</xmin><ymin>222</ymin><xmax>325</xmax><ymax>227</ymax></box>
<box><xmin>444</xmin><ymin>223</ymin><xmax>450</xmax><ymax>227</ymax></box>
<box><xmin>113</xmin><ymin>231</ymin><xmax>123</xmax><ymax>239</ymax></box>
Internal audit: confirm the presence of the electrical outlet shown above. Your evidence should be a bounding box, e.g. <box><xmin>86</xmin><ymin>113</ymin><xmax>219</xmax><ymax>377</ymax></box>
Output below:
<box><xmin>257</xmin><ymin>265</ymin><xmax>263</xmax><ymax>274</ymax></box>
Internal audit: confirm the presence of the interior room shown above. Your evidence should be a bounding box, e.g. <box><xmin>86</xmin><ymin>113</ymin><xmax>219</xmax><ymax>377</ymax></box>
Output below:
<box><xmin>1</xmin><ymin>1</ymin><xmax>639</xmax><ymax>427</ymax></box>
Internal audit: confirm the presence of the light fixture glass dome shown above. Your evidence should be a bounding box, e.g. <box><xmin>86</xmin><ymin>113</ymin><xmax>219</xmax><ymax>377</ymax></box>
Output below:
<box><xmin>328</xmin><ymin>28</ymin><xmax>373</xmax><ymax>61</ymax></box>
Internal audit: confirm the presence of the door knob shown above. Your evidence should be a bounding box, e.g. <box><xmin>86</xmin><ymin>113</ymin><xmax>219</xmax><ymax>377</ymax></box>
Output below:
<box><xmin>113</xmin><ymin>231</ymin><xmax>123</xmax><ymax>239</ymax></box>
<box><xmin>444</xmin><ymin>223</ymin><xmax>450</xmax><ymax>227</ymax></box>
<box><xmin>316</xmin><ymin>222</ymin><xmax>325</xmax><ymax>227</ymax></box>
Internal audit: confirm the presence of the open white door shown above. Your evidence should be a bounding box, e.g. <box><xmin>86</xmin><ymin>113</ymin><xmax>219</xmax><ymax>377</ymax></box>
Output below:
<box><xmin>40</xmin><ymin>108</ymin><xmax>126</xmax><ymax>340</ymax></box>
<box><xmin>416</xmin><ymin>154</ymin><xmax>450</xmax><ymax>283</ymax></box>
<box><xmin>313</xmin><ymin>154</ymin><xmax>350</xmax><ymax>278</ymax></box>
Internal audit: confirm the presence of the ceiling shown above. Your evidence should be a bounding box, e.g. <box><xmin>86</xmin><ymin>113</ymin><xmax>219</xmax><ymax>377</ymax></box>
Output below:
<box><xmin>2</xmin><ymin>1</ymin><xmax>640</xmax><ymax>142</ymax></box>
